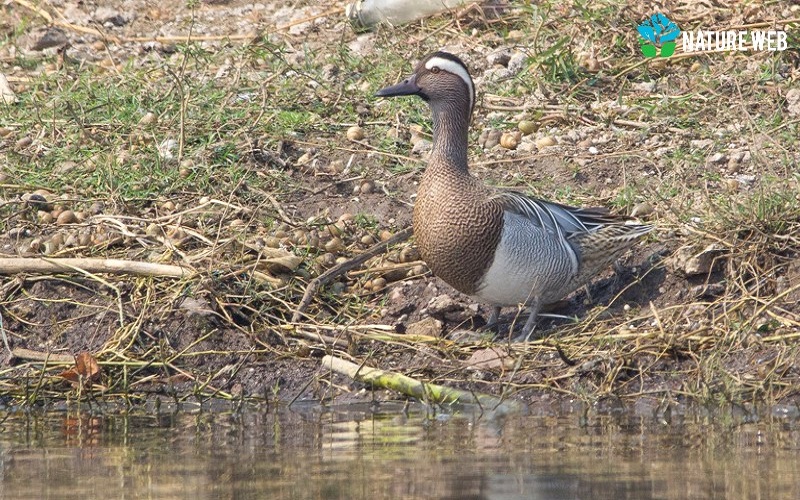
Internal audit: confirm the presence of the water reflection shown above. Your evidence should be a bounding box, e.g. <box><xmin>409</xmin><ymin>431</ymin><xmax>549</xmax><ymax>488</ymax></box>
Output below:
<box><xmin>1</xmin><ymin>402</ymin><xmax>799</xmax><ymax>499</ymax></box>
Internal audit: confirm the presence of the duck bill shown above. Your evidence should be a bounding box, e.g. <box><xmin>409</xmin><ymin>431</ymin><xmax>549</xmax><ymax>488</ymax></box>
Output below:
<box><xmin>375</xmin><ymin>74</ymin><xmax>420</xmax><ymax>98</ymax></box>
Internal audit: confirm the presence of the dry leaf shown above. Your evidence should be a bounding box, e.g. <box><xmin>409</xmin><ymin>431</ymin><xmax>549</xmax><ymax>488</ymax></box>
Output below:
<box><xmin>59</xmin><ymin>352</ymin><xmax>102</xmax><ymax>387</ymax></box>
<box><xmin>260</xmin><ymin>247</ymin><xmax>303</xmax><ymax>272</ymax></box>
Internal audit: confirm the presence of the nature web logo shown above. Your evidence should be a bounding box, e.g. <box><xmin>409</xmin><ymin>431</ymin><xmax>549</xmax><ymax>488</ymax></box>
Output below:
<box><xmin>637</xmin><ymin>13</ymin><xmax>681</xmax><ymax>58</ymax></box>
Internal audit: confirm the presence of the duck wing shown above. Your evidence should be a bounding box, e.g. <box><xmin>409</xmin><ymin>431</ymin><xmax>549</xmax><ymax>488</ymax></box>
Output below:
<box><xmin>489</xmin><ymin>191</ymin><xmax>627</xmax><ymax>239</ymax></box>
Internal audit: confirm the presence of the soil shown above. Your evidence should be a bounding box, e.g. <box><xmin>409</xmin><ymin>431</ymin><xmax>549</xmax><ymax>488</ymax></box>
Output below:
<box><xmin>1</xmin><ymin>0</ymin><xmax>799</xmax><ymax>413</ymax></box>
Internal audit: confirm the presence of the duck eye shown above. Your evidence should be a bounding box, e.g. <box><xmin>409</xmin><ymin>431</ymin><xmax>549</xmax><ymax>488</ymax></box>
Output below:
<box><xmin>430</xmin><ymin>66</ymin><xmax>440</xmax><ymax>74</ymax></box>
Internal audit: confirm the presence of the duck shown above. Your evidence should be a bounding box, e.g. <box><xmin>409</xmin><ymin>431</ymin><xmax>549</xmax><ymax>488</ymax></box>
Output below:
<box><xmin>375</xmin><ymin>51</ymin><xmax>653</xmax><ymax>340</ymax></box>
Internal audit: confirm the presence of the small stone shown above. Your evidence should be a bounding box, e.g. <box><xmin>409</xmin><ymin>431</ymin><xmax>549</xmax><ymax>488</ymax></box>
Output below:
<box><xmin>670</xmin><ymin>244</ymin><xmax>725</xmax><ymax>276</ymax></box>
<box><xmin>346</xmin><ymin>125</ymin><xmax>364</xmax><ymax>141</ymax></box>
<box><xmin>518</xmin><ymin>120</ymin><xmax>537</xmax><ymax>135</ymax></box>
<box><xmin>411</xmin><ymin>139</ymin><xmax>432</xmax><ymax>155</ymax></box>
<box><xmin>724</xmin><ymin>178</ymin><xmax>740</xmax><ymax>192</ymax></box>
<box><xmin>296</xmin><ymin>151</ymin><xmax>314</xmax><ymax>167</ymax></box>
<box><xmin>38</xmin><ymin>211</ymin><xmax>54</xmax><ymax>224</ymax></box>
<box><xmin>138</xmin><ymin>112</ymin><xmax>157</xmax><ymax>126</ymax></box>
<box><xmin>24</xmin><ymin>193</ymin><xmax>52</xmax><ymax>211</ymax></box>
<box><xmin>28</xmin><ymin>238</ymin><xmax>43</xmax><ymax>253</ymax></box>
<box><xmin>426</xmin><ymin>295</ymin><xmax>460</xmax><ymax>315</ymax></box>
<box><xmin>487</xmin><ymin>49</ymin><xmax>512</xmax><ymax>67</ymax></box>
<box><xmin>56</xmin><ymin>210</ymin><xmax>78</xmax><ymax>225</ymax></box>
<box><xmin>49</xmin><ymin>232</ymin><xmax>64</xmax><ymax>247</ymax></box>
<box><xmin>315</xmin><ymin>252</ymin><xmax>336</xmax><ymax>269</ymax></box>
<box><xmin>786</xmin><ymin>88</ymin><xmax>800</xmax><ymax>116</ymax></box>
<box><xmin>88</xmin><ymin>201</ymin><xmax>104</xmax><ymax>215</ymax></box>
<box><xmin>0</xmin><ymin>73</ymin><xmax>16</xmax><ymax>105</ymax></box>
<box><xmin>30</xmin><ymin>27</ymin><xmax>68</xmax><ymax>51</ymax></box>
<box><xmin>500</xmin><ymin>131</ymin><xmax>521</xmax><ymax>150</ymax></box>
<box><xmin>410</xmin><ymin>264</ymin><xmax>427</xmax><ymax>276</ymax></box>
<box><xmin>371</xmin><ymin>277</ymin><xmax>387</xmax><ymax>290</ymax></box>
<box><xmin>465</xmin><ymin>347</ymin><xmax>513</xmax><ymax>370</ymax></box>
<box><xmin>15</xmin><ymin>136</ymin><xmax>33</xmax><ymax>150</ymax></box>
<box><xmin>482</xmin><ymin>129</ymin><xmax>502</xmax><ymax>149</ymax></box>
<box><xmin>630</xmin><ymin>202</ymin><xmax>654</xmax><ymax>218</ymax></box>
<box><xmin>706</xmin><ymin>152</ymin><xmax>727</xmax><ymax>165</ymax></box>
<box><xmin>406</xmin><ymin>317</ymin><xmax>443</xmax><ymax>337</ymax></box>
<box><xmin>359</xmin><ymin>180</ymin><xmax>375</xmax><ymax>194</ymax></box>
<box><xmin>324</xmin><ymin>237</ymin><xmax>344</xmax><ymax>253</ymax></box>
<box><xmin>94</xmin><ymin>6</ymin><xmax>128</xmax><ymax>27</ymax></box>
<box><xmin>145</xmin><ymin>223</ymin><xmax>163</xmax><ymax>238</ymax></box>
<box><xmin>64</xmin><ymin>232</ymin><xmax>78</xmax><ymax>247</ymax></box>
<box><xmin>535</xmin><ymin>136</ymin><xmax>557</xmax><ymax>149</ymax></box>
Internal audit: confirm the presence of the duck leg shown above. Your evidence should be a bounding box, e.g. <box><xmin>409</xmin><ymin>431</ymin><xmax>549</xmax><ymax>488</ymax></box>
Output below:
<box><xmin>484</xmin><ymin>306</ymin><xmax>502</xmax><ymax>332</ymax></box>
<box><xmin>514</xmin><ymin>299</ymin><xmax>541</xmax><ymax>342</ymax></box>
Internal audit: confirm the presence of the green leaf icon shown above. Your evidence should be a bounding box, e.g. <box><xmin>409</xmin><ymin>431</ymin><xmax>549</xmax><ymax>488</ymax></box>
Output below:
<box><xmin>660</xmin><ymin>42</ymin><xmax>676</xmax><ymax>57</ymax></box>
<box><xmin>640</xmin><ymin>43</ymin><xmax>657</xmax><ymax>58</ymax></box>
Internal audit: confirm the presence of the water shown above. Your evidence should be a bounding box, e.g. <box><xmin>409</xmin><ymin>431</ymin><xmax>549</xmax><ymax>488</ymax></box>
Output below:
<box><xmin>1</xmin><ymin>402</ymin><xmax>799</xmax><ymax>499</ymax></box>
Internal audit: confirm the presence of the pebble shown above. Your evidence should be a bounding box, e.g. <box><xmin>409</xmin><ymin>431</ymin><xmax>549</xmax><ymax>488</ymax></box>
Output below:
<box><xmin>480</xmin><ymin>129</ymin><xmax>502</xmax><ymax>149</ymax></box>
<box><xmin>15</xmin><ymin>136</ymin><xmax>33</xmax><ymax>149</ymax></box>
<box><xmin>359</xmin><ymin>180</ymin><xmax>375</xmax><ymax>194</ymax></box>
<box><xmin>724</xmin><ymin>178</ymin><xmax>740</xmax><ymax>192</ymax></box>
<box><xmin>535</xmin><ymin>136</ymin><xmax>557</xmax><ymax>149</ymax></box>
<box><xmin>315</xmin><ymin>252</ymin><xmax>336</xmax><ymax>268</ymax></box>
<box><xmin>500</xmin><ymin>131</ymin><xmax>521</xmax><ymax>150</ymax></box>
<box><xmin>324</xmin><ymin>237</ymin><xmax>344</xmax><ymax>253</ymax></box>
<box><xmin>630</xmin><ymin>202</ymin><xmax>654</xmax><ymax>218</ymax></box>
<box><xmin>370</xmin><ymin>277</ymin><xmax>387</xmax><ymax>291</ymax></box>
<box><xmin>405</xmin><ymin>317</ymin><xmax>443</xmax><ymax>337</ymax></box>
<box><xmin>24</xmin><ymin>193</ymin><xmax>52</xmax><ymax>211</ymax></box>
<box><xmin>346</xmin><ymin>125</ymin><xmax>364</xmax><ymax>141</ymax></box>
<box><xmin>786</xmin><ymin>88</ymin><xmax>800</xmax><ymax>116</ymax></box>
<box><xmin>38</xmin><ymin>211</ymin><xmax>54</xmax><ymax>224</ymax></box>
<box><xmin>706</xmin><ymin>152</ymin><xmax>727</xmax><ymax>165</ymax></box>
<box><xmin>670</xmin><ymin>244</ymin><xmax>725</xmax><ymax>276</ymax></box>
<box><xmin>518</xmin><ymin>120</ymin><xmax>537</xmax><ymax>135</ymax></box>
<box><xmin>0</xmin><ymin>72</ymin><xmax>16</xmax><ymax>104</ymax></box>
<box><xmin>56</xmin><ymin>210</ymin><xmax>78</xmax><ymax>225</ymax></box>
<box><xmin>138</xmin><ymin>112</ymin><xmax>157</xmax><ymax>126</ymax></box>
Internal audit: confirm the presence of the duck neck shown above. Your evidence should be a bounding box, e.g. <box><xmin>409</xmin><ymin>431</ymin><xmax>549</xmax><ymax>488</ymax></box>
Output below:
<box><xmin>428</xmin><ymin>101</ymin><xmax>471</xmax><ymax>175</ymax></box>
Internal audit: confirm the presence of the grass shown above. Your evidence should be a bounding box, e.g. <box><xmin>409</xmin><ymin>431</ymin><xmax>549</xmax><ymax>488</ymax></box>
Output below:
<box><xmin>0</xmin><ymin>0</ymin><xmax>799</xmax><ymax>411</ymax></box>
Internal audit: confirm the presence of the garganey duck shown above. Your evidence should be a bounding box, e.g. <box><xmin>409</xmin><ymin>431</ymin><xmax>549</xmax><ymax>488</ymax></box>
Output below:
<box><xmin>376</xmin><ymin>51</ymin><xmax>653</xmax><ymax>340</ymax></box>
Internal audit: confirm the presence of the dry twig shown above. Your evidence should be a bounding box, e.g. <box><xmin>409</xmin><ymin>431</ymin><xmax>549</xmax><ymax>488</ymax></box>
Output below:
<box><xmin>0</xmin><ymin>258</ymin><xmax>193</xmax><ymax>278</ymax></box>
<box><xmin>323</xmin><ymin>354</ymin><xmax>528</xmax><ymax>415</ymax></box>
<box><xmin>292</xmin><ymin>227</ymin><xmax>413</xmax><ymax>321</ymax></box>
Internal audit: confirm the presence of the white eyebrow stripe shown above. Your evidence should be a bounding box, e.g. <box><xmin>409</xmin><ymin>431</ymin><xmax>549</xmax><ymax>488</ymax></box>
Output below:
<box><xmin>425</xmin><ymin>56</ymin><xmax>474</xmax><ymax>111</ymax></box>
